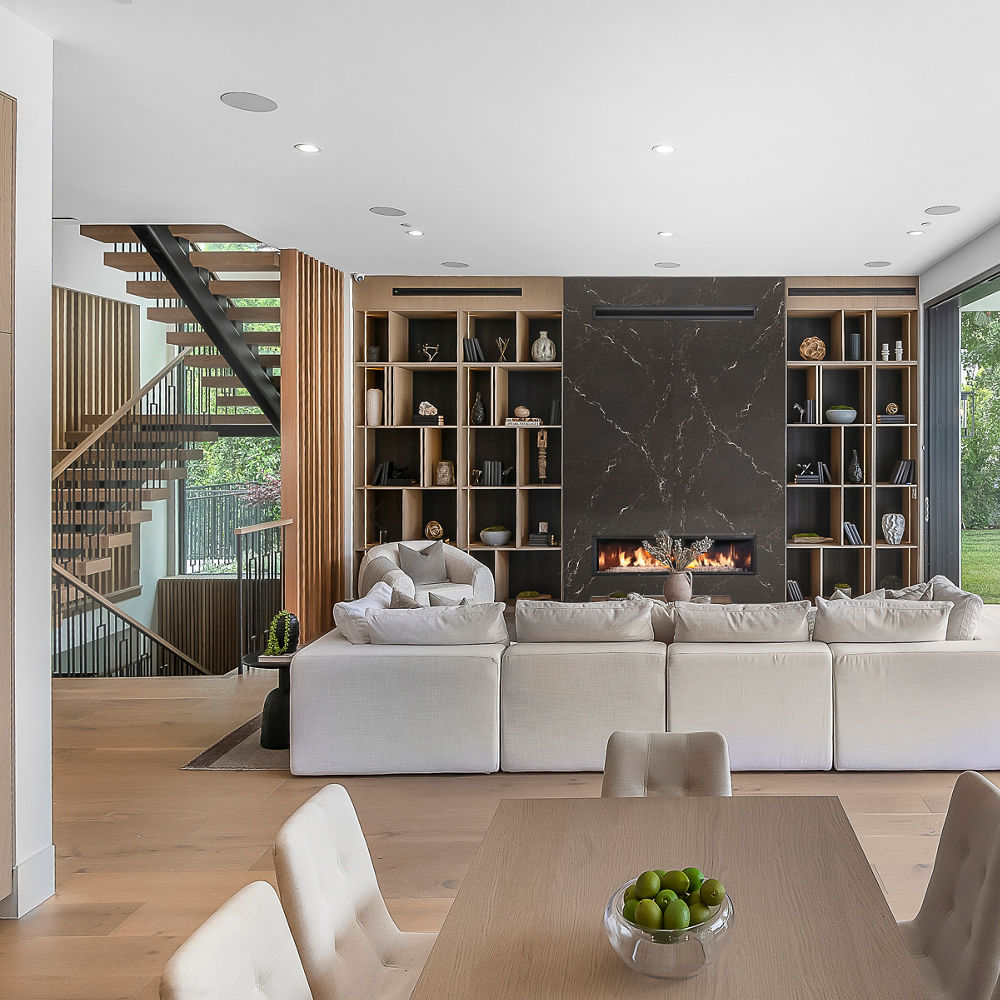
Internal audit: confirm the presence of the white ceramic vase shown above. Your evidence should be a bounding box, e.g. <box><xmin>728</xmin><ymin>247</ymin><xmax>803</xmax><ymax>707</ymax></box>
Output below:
<box><xmin>365</xmin><ymin>387</ymin><xmax>383</xmax><ymax>426</ymax></box>
<box><xmin>881</xmin><ymin>512</ymin><xmax>905</xmax><ymax>546</ymax></box>
<box><xmin>531</xmin><ymin>330</ymin><xmax>557</xmax><ymax>362</ymax></box>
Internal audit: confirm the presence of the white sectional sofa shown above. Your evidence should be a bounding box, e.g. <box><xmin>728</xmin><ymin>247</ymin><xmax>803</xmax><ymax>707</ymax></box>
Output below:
<box><xmin>289</xmin><ymin>585</ymin><xmax>1000</xmax><ymax>775</ymax></box>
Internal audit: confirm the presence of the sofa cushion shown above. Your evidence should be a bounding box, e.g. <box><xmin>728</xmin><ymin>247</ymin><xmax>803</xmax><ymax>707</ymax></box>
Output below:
<box><xmin>428</xmin><ymin>591</ymin><xmax>471</xmax><ymax>607</ymax></box>
<box><xmin>925</xmin><ymin>575</ymin><xmax>984</xmax><ymax>640</ymax></box>
<box><xmin>333</xmin><ymin>582</ymin><xmax>393</xmax><ymax>644</ymax></box>
<box><xmin>365</xmin><ymin>602</ymin><xmax>509</xmax><ymax>645</ymax></box>
<box><xmin>829</xmin><ymin>588</ymin><xmax>886</xmax><ymax>602</ymax></box>
<box><xmin>515</xmin><ymin>599</ymin><xmax>653</xmax><ymax>643</ymax></box>
<box><xmin>673</xmin><ymin>601</ymin><xmax>812</xmax><ymax>642</ymax></box>
<box><xmin>886</xmin><ymin>581</ymin><xmax>932</xmax><ymax>601</ymax></box>
<box><xmin>397</xmin><ymin>540</ymin><xmax>448</xmax><ymax>584</ymax></box>
<box><xmin>813</xmin><ymin>596</ymin><xmax>953</xmax><ymax>643</ymax></box>
<box><xmin>389</xmin><ymin>589</ymin><xmax>422</xmax><ymax>609</ymax></box>
<box><xmin>413</xmin><ymin>581</ymin><xmax>475</xmax><ymax>606</ymax></box>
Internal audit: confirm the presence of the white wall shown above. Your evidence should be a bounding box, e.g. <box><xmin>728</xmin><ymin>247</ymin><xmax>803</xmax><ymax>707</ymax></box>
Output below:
<box><xmin>0</xmin><ymin>6</ymin><xmax>54</xmax><ymax>918</ymax></box>
<box><xmin>52</xmin><ymin>225</ymin><xmax>174</xmax><ymax>625</ymax></box>
<box><xmin>921</xmin><ymin>220</ymin><xmax>1000</xmax><ymax>305</ymax></box>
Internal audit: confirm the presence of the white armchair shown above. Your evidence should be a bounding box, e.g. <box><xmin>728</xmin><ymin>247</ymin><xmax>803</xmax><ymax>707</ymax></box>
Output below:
<box><xmin>357</xmin><ymin>541</ymin><xmax>495</xmax><ymax>605</ymax></box>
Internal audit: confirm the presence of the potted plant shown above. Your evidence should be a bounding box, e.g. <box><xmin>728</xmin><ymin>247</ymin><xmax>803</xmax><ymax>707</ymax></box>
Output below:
<box><xmin>640</xmin><ymin>531</ymin><xmax>714</xmax><ymax>602</ymax></box>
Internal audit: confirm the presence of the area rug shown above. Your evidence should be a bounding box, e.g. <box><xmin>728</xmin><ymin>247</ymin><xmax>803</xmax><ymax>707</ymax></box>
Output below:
<box><xmin>182</xmin><ymin>714</ymin><xmax>290</xmax><ymax>771</ymax></box>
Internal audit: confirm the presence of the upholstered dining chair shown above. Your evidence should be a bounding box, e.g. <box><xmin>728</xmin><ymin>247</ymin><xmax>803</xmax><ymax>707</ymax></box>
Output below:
<box><xmin>274</xmin><ymin>784</ymin><xmax>437</xmax><ymax>1000</ymax></box>
<box><xmin>159</xmin><ymin>881</ymin><xmax>312</xmax><ymax>1000</ymax></box>
<box><xmin>898</xmin><ymin>771</ymin><xmax>1000</xmax><ymax>1000</ymax></box>
<box><xmin>601</xmin><ymin>730</ymin><xmax>733</xmax><ymax>798</ymax></box>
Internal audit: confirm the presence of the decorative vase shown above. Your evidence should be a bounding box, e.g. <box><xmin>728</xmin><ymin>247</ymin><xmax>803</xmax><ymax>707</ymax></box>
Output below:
<box><xmin>531</xmin><ymin>330</ymin><xmax>557</xmax><ymax>362</ymax></box>
<box><xmin>881</xmin><ymin>512</ymin><xmax>906</xmax><ymax>546</ymax></box>
<box><xmin>366</xmin><ymin>345</ymin><xmax>381</xmax><ymax>362</ymax></box>
<box><xmin>662</xmin><ymin>570</ymin><xmax>693</xmax><ymax>603</ymax></box>
<box><xmin>365</xmin><ymin>387</ymin><xmax>383</xmax><ymax>426</ymax></box>
<box><xmin>471</xmin><ymin>391</ymin><xmax>485</xmax><ymax>425</ymax></box>
<box><xmin>847</xmin><ymin>450</ymin><xmax>864</xmax><ymax>484</ymax></box>
<box><xmin>847</xmin><ymin>333</ymin><xmax>862</xmax><ymax>361</ymax></box>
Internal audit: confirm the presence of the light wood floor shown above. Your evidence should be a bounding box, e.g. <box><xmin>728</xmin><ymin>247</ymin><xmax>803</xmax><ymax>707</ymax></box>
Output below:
<box><xmin>0</xmin><ymin>673</ymin><xmax>991</xmax><ymax>1000</ymax></box>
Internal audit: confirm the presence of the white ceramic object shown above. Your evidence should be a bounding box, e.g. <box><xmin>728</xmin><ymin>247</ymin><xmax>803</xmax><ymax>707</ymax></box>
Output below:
<box><xmin>825</xmin><ymin>407</ymin><xmax>857</xmax><ymax>425</ymax></box>
<box><xmin>480</xmin><ymin>528</ymin><xmax>512</xmax><ymax>547</ymax></box>
<box><xmin>882</xmin><ymin>512</ymin><xmax>906</xmax><ymax>546</ymax></box>
<box><xmin>365</xmin><ymin>387</ymin><xmax>383</xmax><ymax>426</ymax></box>
<box><xmin>531</xmin><ymin>330</ymin><xmax>557</xmax><ymax>362</ymax></box>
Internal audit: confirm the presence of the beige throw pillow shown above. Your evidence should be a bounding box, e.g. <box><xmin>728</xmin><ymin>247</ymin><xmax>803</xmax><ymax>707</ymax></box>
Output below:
<box><xmin>365</xmin><ymin>603</ymin><xmax>509</xmax><ymax>645</ymax></box>
<box><xmin>428</xmin><ymin>591</ymin><xmax>471</xmax><ymax>607</ymax></box>
<box><xmin>397</xmin><ymin>540</ymin><xmax>448</xmax><ymax>584</ymax></box>
<box><xmin>390</xmin><ymin>589</ymin><xmax>422</xmax><ymax>609</ymax></box>
<box><xmin>515</xmin><ymin>599</ymin><xmax>654</xmax><ymax>643</ymax></box>
<box><xmin>925</xmin><ymin>575</ymin><xmax>984</xmax><ymax>640</ymax></box>
<box><xmin>813</xmin><ymin>597</ymin><xmax>953</xmax><ymax>643</ymax></box>
<box><xmin>829</xmin><ymin>588</ymin><xmax>886</xmax><ymax>602</ymax></box>
<box><xmin>673</xmin><ymin>601</ymin><xmax>812</xmax><ymax>642</ymax></box>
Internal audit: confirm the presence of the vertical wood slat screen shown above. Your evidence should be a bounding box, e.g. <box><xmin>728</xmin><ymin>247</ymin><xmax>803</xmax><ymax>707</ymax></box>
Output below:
<box><xmin>0</xmin><ymin>91</ymin><xmax>15</xmax><ymax>902</ymax></box>
<box><xmin>51</xmin><ymin>286</ymin><xmax>136</xmax><ymax>449</ymax></box>
<box><xmin>280</xmin><ymin>251</ymin><xmax>346</xmax><ymax>642</ymax></box>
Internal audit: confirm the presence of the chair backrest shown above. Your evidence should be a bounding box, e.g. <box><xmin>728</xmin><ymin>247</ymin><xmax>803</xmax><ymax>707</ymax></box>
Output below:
<box><xmin>274</xmin><ymin>784</ymin><xmax>400</xmax><ymax>1000</ymax></box>
<box><xmin>601</xmin><ymin>730</ymin><xmax>732</xmax><ymax>798</ymax></box>
<box><xmin>908</xmin><ymin>771</ymin><xmax>1000</xmax><ymax>1000</ymax></box>
<box><xmin>159</xmin><ymin>881</ymin><xmax>311</xmax><ymax>1000</ymax></box>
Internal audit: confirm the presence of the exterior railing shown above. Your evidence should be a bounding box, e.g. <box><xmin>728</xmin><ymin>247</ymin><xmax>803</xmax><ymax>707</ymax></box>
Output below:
<box><xmin>52</xmin><ymin>562</ymin><xmax>208</xmax><ymax>677</ymax></box>
<box><xmin>182</xmin><ymin>483</ymin><xmax>280</xmax><ymax>573</ymax></box>
<box><xmin>236</xmin><ymin>518</ymin><xmax>291</xmax><ymax>672</ymax></box>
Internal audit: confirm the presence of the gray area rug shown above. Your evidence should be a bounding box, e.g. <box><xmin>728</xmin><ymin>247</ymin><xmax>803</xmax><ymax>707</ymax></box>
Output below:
<box><xmin>183</xmin><ymin>713</ymin><xmax>290</xmax><ymax>771</ymax></box>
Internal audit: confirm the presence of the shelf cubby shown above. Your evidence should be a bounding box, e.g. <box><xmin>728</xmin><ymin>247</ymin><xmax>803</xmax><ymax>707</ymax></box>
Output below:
<box><xmin>468</xmin><ymin>313</ymin><xmax>516</xmax><ymax>363</ymax></box>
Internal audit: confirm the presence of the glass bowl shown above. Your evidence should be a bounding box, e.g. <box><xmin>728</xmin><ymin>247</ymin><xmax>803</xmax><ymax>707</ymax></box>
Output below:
<box><xmin>603</xmin><ymin>879</ymin><xmax>735</xmax><ymax>979</ymax></box>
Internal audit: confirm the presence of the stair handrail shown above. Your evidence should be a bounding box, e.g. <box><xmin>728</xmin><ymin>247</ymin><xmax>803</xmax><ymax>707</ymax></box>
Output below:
<box><xmin>51</xmin><ymin>348</ymin><xmax>194</xmax><ymax>480</ymax></box>
<box><xmin>52</xmin><ymin>560</ymin><xmax>210</xmax><ymax>675</ymax></box>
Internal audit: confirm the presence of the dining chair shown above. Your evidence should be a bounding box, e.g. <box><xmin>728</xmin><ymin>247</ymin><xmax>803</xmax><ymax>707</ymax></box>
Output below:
<box><xmin>601</xmin><ymin>730</ymin><xmax>733</xmax><ymax>798</ymax></box>
<box><xmin>274</xmin><ymin>784</ymin><xmax>437</xmax><ymax>1000</ymax></box>
<box><xmin>898</xmin><ymin>771</ymin><xmax>1000</xmax><ymax>1000</ymax></box>
<box><xmin>159</xmin><ymin>881</ymin><xmax>312</xmax><ymax>1000</ymax></box>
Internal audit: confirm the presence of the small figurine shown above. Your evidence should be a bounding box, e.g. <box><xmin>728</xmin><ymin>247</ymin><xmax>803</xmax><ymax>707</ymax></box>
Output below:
<box><xmin>417</xmin><ymin>401</ymin><xmax>438</xmax><ymax>416</ymax></box>
<box><xmin>496</xmin><ymin>336</ymin><xmax>510</xmax><ymax>362</ymax></box>
<box><xmin>793</xmin><ymin>402</ymin><xmax>805</xmax><ymax>423</ymax></box>
<box><xmin>537</xmin><ymin>429</ymin><xmax>548</xmax><ymax>482</ymax></box>
<box><xmin>421</xmin><ymin>343</ymin><xmax>439</xmax><ymax>362</ymax></box>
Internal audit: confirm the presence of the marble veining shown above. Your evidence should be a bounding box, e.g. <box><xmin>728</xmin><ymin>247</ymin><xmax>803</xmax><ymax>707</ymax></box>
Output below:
<box><xmin>563</xmin><ymin>277</ymin><xmax>786</xmax><ymax>601</ymax></box>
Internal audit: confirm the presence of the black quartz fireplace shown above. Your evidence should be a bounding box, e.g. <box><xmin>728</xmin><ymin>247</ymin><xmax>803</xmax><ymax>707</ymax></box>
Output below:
<box><xmin>594</xmin><ymin>535</ymin><xmax>756</xmax><ymax>577</ymax></box>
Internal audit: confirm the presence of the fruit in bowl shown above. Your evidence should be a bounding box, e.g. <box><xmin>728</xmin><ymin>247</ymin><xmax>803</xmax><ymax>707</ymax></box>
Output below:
<box><xmin>605</xmin><ymin>866</ymin><xmax>734</xmax><ymax>979</ymax></box>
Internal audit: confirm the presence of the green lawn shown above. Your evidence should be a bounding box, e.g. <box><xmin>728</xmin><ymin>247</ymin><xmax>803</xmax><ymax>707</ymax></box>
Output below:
<box><xmin>961</xmin><ymin>529</ymin><xmax>1000</xmax><ymax>603</ymax></box>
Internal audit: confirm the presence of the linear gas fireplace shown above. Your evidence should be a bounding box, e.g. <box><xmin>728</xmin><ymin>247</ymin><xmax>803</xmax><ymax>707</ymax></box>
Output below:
<box><xmin>594</xmin><ymin>535</ymin><xmax>756</xmax><ymax>576</ymax></box>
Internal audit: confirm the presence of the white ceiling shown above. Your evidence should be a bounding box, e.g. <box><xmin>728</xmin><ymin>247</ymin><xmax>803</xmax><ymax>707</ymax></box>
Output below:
<box><xmin>6</xmin><ymin>0</ymin><xmax>1000</xmax><ymax>277</ymax></box>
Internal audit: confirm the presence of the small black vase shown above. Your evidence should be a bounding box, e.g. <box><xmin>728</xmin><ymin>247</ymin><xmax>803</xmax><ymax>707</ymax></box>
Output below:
<box><xmin>847</xmin><ymin>450</ymin><xmax>864</xmax><ymax>484</ymax></box>
<box><xmin>471</xmin><ymin>391</ymin><xmax>486</xmax><ymax>425</ymax></box>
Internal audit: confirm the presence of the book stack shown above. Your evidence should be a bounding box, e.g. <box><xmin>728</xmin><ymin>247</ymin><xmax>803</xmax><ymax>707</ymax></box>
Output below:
<box><xmin>482</xmin><ymin>460</ymin><xmax>504</xmax><ymax>486</ymax></box>
<box><xmin>786</xmin><ymin>580</ymin><xmax>804</xmax><ymax>602</ymax></box>
<box><xmin>843</xmin><ymin>521</ymin><xmax>864</xmax><ymax>545</ymax></box>
<box><xmin>550</xmin><ymin>398</ymin><xmax>561</xmax><ymax>425</ymax></box>
<box><xmin>817</xmin><ymin>461</ymin><xmax>833</xmax><ymax>484</ymax></box>
<box><xmin>888</xmin><ymin>459</ymin><xmax>915</xmax><ymax>484</ymax></box>
<box><xmin>462</xmin><ymin>337</ymin><xmax>486</xmax><ymax>361</ymax></box>
<box><xmin>794</xmin><ymin>470</ymin><xmax>822</xmax><ymax>484</ymax></box>
<box><xmin>528</xmin><ymin>532</ymin><xmax>552</xmax><ymax>546</ymax></box>
<box><xmin>505</xmin><ymin>417</ymin><xmax>542</xmax><ymax>427</ymax></box>
<box><xmin>877</xmin><ymin>412</ymin><xmax>908</xmax><ymax>424</ymax></box>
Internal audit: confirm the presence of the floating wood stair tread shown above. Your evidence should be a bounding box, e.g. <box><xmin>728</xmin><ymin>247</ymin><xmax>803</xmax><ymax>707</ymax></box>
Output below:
<box><xmin>81</xmin><ymin>448</ymin><xmax>204</xmax><ymax>463</ymax></box>
<box><xmin>64</xmin><ymin>427</ymin><xmax>219</xmax><ymax>444</ymax></box>
<box><xmin>104</xmin><ymin>251</ymin><xmax>161</xmax><ymax>273</ymax></box>
<box><xmin>65</xmin><ymin>467</ymin><xmax>188</xmax><ymax>483</ymax></box>
<box><xmin>182</xmin><ymin>353</ymin><xmax>281</xmax><ymax>370</ymax></box>
<box><xmin>53</xmin><ymin>508</ymin><xmax>153</xmax><ymax>526</ymax></box>
<box><xmin>56</xmin><ymin>487</ymin><xmax>170</xmax><ymax>502</ymax></box>
<box><xmin>66</xmin><ymin>557</ymin><xmax>113</xmax><ymax>577</ymax></box>
<box><xmin>188</xmin><ymin>250</ymin><xmax>280</xmax><ymax>271</ymax></box>
<box><xmin>52</xmin><ymin>531</ymin><xmax>133</xmax><ymax>551</ymax></box>
<box><xmin>214</xmin><ymin>395</ymin><xmax>257</xmax><ymax>408</ymax></box>
<box><xmin>80</xmin><ymin>413</ymin><xmax>221</xmax><ymax>428</ymax></box>
<box><xmin>148</xmin><ymin>306</ymin><xmax>280</xmax><ymax>324</ymax></box>
<box><xmin>201</xmin><ymin>413</ymin><xmax>273</xmax><ymax>426</ymax></box>
<box><xmin>166</xmin><ymin>330</ymin><xmax>280</xmax><ymax>347</ymax></box>
<box><xmin>81</xmin><ymin>224</ymin><xmax>257</xmax><ymax>244</ymax></box>
<box><xmin>208</xmin><ymin>280</ymin><xmax>281</xmax><ymax>298</ymax></box>
<box><xmin>125</xmin><ymin>280</ymin><xmax>181</xmax><ymax>299</ymax></box>
<box><xmin>200</xmin><ymin>374</ymin><xmax>281</xmax><ymax>390</ymax></box>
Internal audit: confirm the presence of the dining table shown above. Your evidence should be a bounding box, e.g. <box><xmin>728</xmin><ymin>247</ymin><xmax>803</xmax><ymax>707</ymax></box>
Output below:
<box><xmin>409</xmin><ymin>795</ymin><xmax>936</xmax><ymax>999</ymax></box>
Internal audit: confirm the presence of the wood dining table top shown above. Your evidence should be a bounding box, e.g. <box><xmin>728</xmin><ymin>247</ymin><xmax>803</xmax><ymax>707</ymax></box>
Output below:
<box><xmin>409</xmin><ymin>795</ymin><xmax>934</xmax><ymax>1000</ymax></box>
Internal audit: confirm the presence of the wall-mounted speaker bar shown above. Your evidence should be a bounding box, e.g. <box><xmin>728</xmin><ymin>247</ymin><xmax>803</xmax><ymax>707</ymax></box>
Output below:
<box><xmin>593</xmin><ymin>305</ymin><xmax>756</xmax><ymax>321</ymax></box>
<box><xmin>392</xmin><ymin>286</ymin><xmax>523</xmax><ymax>297</ymax></box>
<box><xmin>787</xmin><ymin>286</ymin><xmax>916</xmax><ymax>298</ymax></box>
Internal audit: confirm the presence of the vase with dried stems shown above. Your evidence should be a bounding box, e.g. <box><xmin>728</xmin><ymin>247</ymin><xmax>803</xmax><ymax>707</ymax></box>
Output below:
<box><xmin>640</xmin><ymin>531</ymin><xmax>715</xmax><ymax>602</ymax></box>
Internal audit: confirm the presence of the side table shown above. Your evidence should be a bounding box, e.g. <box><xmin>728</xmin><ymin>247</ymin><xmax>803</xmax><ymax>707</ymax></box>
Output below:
<box><xmin>243</xmin><ymin>651</ymin><xmax>293</xmax><ymax>749</ymax></box>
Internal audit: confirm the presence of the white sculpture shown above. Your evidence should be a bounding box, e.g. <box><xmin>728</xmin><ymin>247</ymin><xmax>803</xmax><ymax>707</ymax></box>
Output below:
<box><xmin>881</xmin><ymin>512</ymin><xmax>905</xmax><ymax>546</ymax></box>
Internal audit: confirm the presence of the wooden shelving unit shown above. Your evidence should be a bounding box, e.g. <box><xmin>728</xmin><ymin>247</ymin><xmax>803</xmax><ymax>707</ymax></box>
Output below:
<box><xmin>784</xmin><ymin>278</ymin><xmax>921</xmax><ymax>601</ymax></box>
<box><xmin>351</xmin><ymin>277</ymin><xmax>564</xmax><ymax>601</ymax></box>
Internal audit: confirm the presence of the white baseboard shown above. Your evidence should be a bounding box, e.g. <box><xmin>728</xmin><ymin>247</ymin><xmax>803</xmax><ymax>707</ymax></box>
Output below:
<box><xmin>0</xmin><ymin>843</ymin><xmax>55</xmax><ymax>918</ymax></box>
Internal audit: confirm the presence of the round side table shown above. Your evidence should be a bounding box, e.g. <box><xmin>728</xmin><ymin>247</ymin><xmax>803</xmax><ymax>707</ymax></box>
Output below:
<box><xmin>243</xmin><ymin>652</ymin><xmax>293</xmax><ymax>749</ymax></box>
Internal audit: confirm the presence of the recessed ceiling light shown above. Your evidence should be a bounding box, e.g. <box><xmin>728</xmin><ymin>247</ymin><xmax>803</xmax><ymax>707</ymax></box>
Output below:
<box><xmin>654</xmin><ymin>261</ymin><xmax>681</xmax><ymax>268</ymax></box>
<box><xmin>906</xmin><ymin>230</ymin><xmax>925</xmax><ymax>237</ymax></box>
<box><xmin>405</xmin><ymin>229</ymin><xmax>425</xmax><ymax>237</ymax></box>
<box><xmin>925</xmin><ymin>205</ymin><xmax>961</xmax><ymax>215</ymax></box>
<box><xmin>220</xmin><ymin>91</ymin><xmax>278</xmax><ymax>113</ymax></box>
<box><xmin>111</xmin><ymin>0</ymin><xmax>135</xmax><ymax>5</ymax></box>
<box><xmin>865</xmin><ymin>260</ymin><xmax>892</xmax><ymax>268</ymax></box>
<box><xmin>293</xmin><ymin>143</ymin><xmax>322</xmax><ymax>154</ymax></box>
<box><xmin>651</xmin><ymin>144</ymin><xmax>677</xmax><ymax>155</ymax></box>
<box><xmin>441</xmin><ymin>261</ymin><xmax>469</xmax><ymax>268</ymax></box>
<box><xmin>657</xmin><ymin>231</ymin><xmax>676</xmax><ymax>238</ymax></box>
<box><xmin>921</xmin><ymin>222</ymin><xmax>932</xmax><ymax>228</ymax></box>
<box><xmin>370</xmin><ymin>206</ymin><xmax>406</xmax><ymax>217</ymax></box>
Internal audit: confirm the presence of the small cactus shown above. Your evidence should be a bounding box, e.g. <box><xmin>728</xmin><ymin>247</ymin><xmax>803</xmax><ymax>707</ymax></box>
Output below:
<box><xmin>265</xmin><ymin>610</ymin><xmax>299</xmax><ymax>655</ymax></box>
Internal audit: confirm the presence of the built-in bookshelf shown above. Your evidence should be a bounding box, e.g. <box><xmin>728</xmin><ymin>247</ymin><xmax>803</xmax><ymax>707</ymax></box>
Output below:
<box><xmin>784</xmin><ymin>278</ymin><xmax>921</xmax><ymax>601</ymax></box>
<box><xmin>351</xmin><ymin>277</ymin><xmax>564</xmax><ymax>601</ymax></box>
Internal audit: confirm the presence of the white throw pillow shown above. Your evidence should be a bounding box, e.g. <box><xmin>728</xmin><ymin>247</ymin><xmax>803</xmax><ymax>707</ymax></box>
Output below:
<box><xmin>925</xmin><ymin>575</ymin><xmax>984</xmax><ymax>641</ymax></box>
<box><xmin>390</xmin><ymin>589</ymin><xmax>422</xmax><ymax>609</ymax></box>
<box><xmin>397</xmin><ymin>540</ymin><xmax>448</xmax><ymax>584</ymax></box>
<box><xmin>333</xmin><ymin>582</ymin><xmax>393</xmax><ymax>644</ymax></box>
<box><xmin>886</xmin><ymin>581</ymin><xmax>932</xmax><ymax>601</ymax></box>
<box><xmin>625</xmin><ymin>595</ymin><xmax>707</xmax><ymax>644</ymax></box>
<box><xmin>813</xmin><ymin>597</ymin><xmax>953</xmax><ymax>643</ymax></box>
<box><xmin>365</xmin><ymin>603</ymin><xmax>509</xmax><ymax>645</ymax></box>
<box><xmin>673</xmin><ymin>602</ymin><xmax>812</xmax><ymax>642</ymax></box>
<box><xmin>515</xmin><ymin>599</ymin><xmax>654</xmax><ymax>643</ymax></box>
<box><xmin>829</xmin><ymin>588</ymin><xmax>886</xmax><ymax>602</ymax></box>
<box><xmin>428</xmin><ymin>591</ymin><xmax>471</xmax><ymax>607</ymax></box>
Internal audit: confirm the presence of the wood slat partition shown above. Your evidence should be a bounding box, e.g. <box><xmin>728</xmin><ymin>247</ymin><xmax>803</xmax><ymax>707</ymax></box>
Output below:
<box><xmin>51</xmin><ymin>287</ymin><xmax>137</xmax><ymax>450</ymax></box>
<box><xmin>280</xmin><ymin>251</ymin><xmax>346</xmax><ymax>641</ymax></box>
<box><xmin>0</xmin><ymin>91</ymin><xmax>14</xmax><ymax>902</ymax></box>
<box><xmin>155</xmin><ymin>576</ymin><xmax>278</xmax><ymax>675</ymax></box>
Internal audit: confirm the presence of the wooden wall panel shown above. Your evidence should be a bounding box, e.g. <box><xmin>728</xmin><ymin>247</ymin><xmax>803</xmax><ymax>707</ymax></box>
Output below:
<box><xmin>0</xmin><ymin>92</ymin><xmax>14</xmax><ymax>902</ymax></box>
<box><xmin>51</xmin><ymin>287</ymin><xmax>136</xmax><ymax>450</ymax></box>
<box><xmin>280</xmin><ymin>251</ymin><xmax>346</xmax><ymax>642</ymax></box>
<box><xmin>155</xmin><ymin>575</ymin><xmax>278</xmax><ymax>676</ymax></box>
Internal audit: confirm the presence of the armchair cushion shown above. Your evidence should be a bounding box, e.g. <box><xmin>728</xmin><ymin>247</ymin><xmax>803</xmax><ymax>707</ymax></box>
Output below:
<box><xmin>398</xmin><ymin>540</ymin><xmax>448</xmax><ymax>584</ymax></box>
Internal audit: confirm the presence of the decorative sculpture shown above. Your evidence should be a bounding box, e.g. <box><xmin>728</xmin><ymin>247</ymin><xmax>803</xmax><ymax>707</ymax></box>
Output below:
<box><xmin>799</xmin><ymin>336</ymin><xmax>826</xmax><ymax>361</ymax></box>
<box><xmin>421</xmin><ymin>343</ymin><xmax>439</xmax><ymax>362</ymax></box>
<box><xmin>417</xmin><ymin>401</ymin><xmax>438</xmax><ymax>416</ymax></box>
<box><xmin>496</xmin><ymin>336</ymin><xmax>510</xmax><ymax>362</ymax></box>
<box><xmin>537</xmin><ymin>429</ymin><xmax>548</xmax><ymax>482</ymax></box>
<box><xmin>881</xmin><ymin>512</ymin><xmax>906</xmax><ymax>546</ymax></box>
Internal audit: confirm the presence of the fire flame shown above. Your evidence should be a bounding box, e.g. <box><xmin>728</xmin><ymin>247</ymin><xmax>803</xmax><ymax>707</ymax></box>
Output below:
<box><xmin>598</xmin><ymin>542</ymin><xmax>750</xmax><ymax>573</ymax></box>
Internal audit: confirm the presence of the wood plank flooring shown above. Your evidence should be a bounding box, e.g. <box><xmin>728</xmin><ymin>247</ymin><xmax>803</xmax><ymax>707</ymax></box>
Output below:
<box><xmin>0</xmin><ymin>674</ymin><xmax>991</xmax><ymax>1000</ymax></box>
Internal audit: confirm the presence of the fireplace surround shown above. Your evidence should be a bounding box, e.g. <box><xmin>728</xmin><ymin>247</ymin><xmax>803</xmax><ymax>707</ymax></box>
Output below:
<box><xmin>594</xmin><ymin>535</ymin><xmax>755</xmax><ymax>577</ymax></box>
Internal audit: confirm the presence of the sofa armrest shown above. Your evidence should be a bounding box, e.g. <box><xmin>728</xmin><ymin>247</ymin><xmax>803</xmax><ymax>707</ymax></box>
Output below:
<box><xmin>442</xmin><ymin>546</ymin><xmax>496</xmax><ymax>602</ymax></box>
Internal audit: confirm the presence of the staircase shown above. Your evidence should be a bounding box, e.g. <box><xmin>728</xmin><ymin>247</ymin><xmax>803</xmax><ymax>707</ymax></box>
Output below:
<box><xmin>51</xmin><ymin>224</ymin><xmax>285</xmax><ymax>676</ymax></box>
